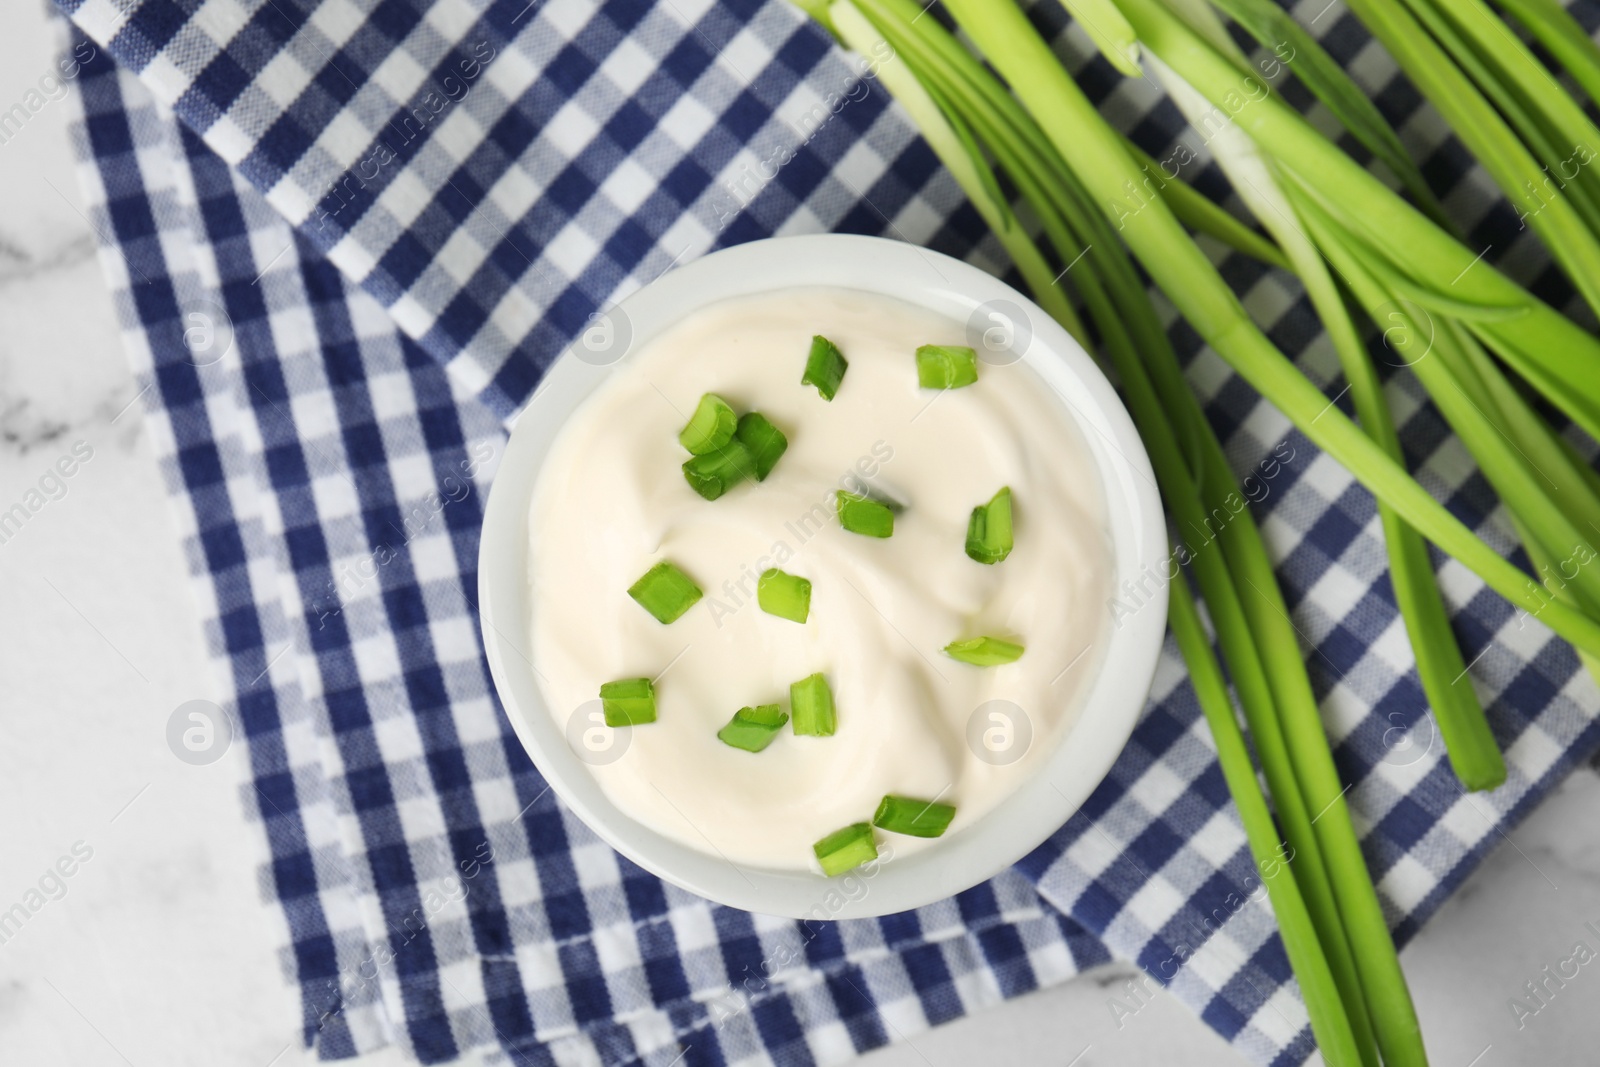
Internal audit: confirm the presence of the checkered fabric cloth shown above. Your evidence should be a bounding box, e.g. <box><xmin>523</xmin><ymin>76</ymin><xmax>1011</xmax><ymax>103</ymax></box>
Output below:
<box><xmin>57</xmin><ymin>0</ymin><xmax>1600</xmax><ymax>1064</ymax></box>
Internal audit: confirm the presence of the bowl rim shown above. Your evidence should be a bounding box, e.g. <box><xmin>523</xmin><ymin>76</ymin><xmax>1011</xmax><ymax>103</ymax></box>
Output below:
<box><xmin>478</xmin><ymin>233</ymin><xmax>1167</xmax><ymax>920</ymax></box>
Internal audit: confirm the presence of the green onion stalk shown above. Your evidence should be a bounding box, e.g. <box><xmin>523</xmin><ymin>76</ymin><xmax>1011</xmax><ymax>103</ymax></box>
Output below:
<box><xmin>1132</xmin><ymin>0</ymin><xmax>1600</xmax><ymax>704</ymax></box>
<box><xmin>1492</xmin><ymin>0</ymin><xmax>1600</xmax><ymax>108</ymax></box>
<box><xmin>946</xmin><ymin>0</ymin><xmax>1600</xmax><ymax>659</ymax></box>
<box><xmin>1205</xmin><ymin>0</ymin><xmax>1449</xmax><ymax>228</ymax></box>
<box><xmin>1167</xmin><ymin>574</ymin><xmax>1364</xmax><ymax>1065</ymax></box>
<box><xmin>1336</xmin><ymin>0</ymin><xmax>1600</xmax><ymax>321</ymax></box>
<box><xmin>817</xmin><ymin>3</ymin><xmax>1404</xmax><ymax>1061</ymax></box>
<box><xmin>1295</xmin><ymin>189</ymin><xmax>1600</xmax><ymax>627</ymax></box>
<box><xmin>1119</xmin><ymin>137</ymin><xmax>1293</xmax><ymax>270</ymax></box>
<box><xmin>917</xmin><ymin>5</ymin><xmax>1600</xmax><ymax>1057</ymax></box>
<box><xmin>1294</xmin><ymin>193</ymin><xmax>1600</xmax><ymax>622</ymax></box>
<box><xmin>796</xmin><ymin>0</ymin><xmax>1089</xmax><ymax>350</ymax></box>
<box><xmin>804</xmin><ymin>1</ymin><xmax>1600</xmax><ymax>1062</ymax></box>
<box><xmin>1149</xmin><ymin>0</ymin><xmax>1502</xmax><ymax>792</ymax></box>
<box><xmin>1162</xmin><ymin>0</ymin><xmax>1600</xmax><ymax>699</ymax></box>
<box><xmin>1114</xmin><ymin>0</ymin><xmax>1600</xmax><ymax>449</ymax></box>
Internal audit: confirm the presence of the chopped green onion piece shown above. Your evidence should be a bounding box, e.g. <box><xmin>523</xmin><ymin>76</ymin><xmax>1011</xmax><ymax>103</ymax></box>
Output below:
<box><xmin>802</xmin><ymin>335</ymin><xmax>848</xmax><ymax>400</ymax></box>
<box><xmin>789</xmin><ymin>672</ymin><xmax>837</xmax><ymax>736</ymax></box>
<box><xmin>682</xmin><ymin>440</ymin><xmax>755</xmax><ymax>500</ymax></box>
<box><xmin>677</xmin><ymin>393</ymin><xmax>738</xmax><ymax>455</ymax></box>
<box><xmin>734</xmin><ymin>412</ymin><xmax>788</xmax><ymax>480</ymax></box>
<box><xmin>915</xmin><ymin>344</ymin><xmax>979</xmax><ymax>388</ymax></box>
<box><xmin>812</xmin><ymin>821</ymin><xmax>878</xmax><ymax>876</ymax></box>
<box><xmin>836</xmin><ymin>491</ymin><xmax>894</xmax><ymax>538</ymax></box>
<box><xmin>943</xmin><ymin>636</ymin><xmax>1024</xmax><ymax>666</ymax></box>
<box><xmin>599</xmin><ymin>677</ymin><xmax>656</xmax><ymax>727</ymax></box>
<box><xmin>627</xmin><ymin>560</ymin><xmax>703</xmax><ymax>624</ymax></box>
<box><xmin>717</xmin><ymin>704</ymin><xmax>790</xmax><ymax>753</ymax></box>
<box><xmin>872</xmin><ymin>794</ymin><xmax>957</xmax><ymax>838</ymax></box>
<box><xmin>965</xmin><ymin>486</ymin><xmax>1014</xmax><ymax>564</ymax></box>
<box><xmin>757</xmin><ymin>568</ymin><xmax>811</xmax><ymax>623</ymax></box>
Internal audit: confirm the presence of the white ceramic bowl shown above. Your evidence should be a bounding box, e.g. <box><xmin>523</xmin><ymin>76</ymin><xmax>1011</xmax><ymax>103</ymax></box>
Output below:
<box><xmin>478</xmin><ymin>234</ymin><xmax>1166</xmax><ymax>919</ymax></box>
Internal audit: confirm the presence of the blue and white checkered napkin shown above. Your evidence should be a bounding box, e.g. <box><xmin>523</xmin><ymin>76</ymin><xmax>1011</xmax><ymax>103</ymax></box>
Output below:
<box><xmin>57</xmin><ymin>0</ymin><xmax>1600</xmax><ymax>1063</ymax></box>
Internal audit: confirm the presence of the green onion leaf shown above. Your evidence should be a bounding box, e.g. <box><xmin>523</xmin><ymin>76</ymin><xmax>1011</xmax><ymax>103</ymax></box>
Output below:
<box><xmin>915</xmin><ymin>343</ymin><xmax>979</xmax><ymax>389</ymax></box>
<box><xmin>1207</xmin><ymin>0</ymin><xmax>1445</xmax><ymax>225</ymax></box>
<box><xmin>790</xmin><ymin>672</ymin><xmax>837</xmax><ymax>736</ymax></box>
<box><xmin>757</xmin><ymin>568</ymin><xmax>811</xmax><ymax>623</ymax></box>
<box><xmin>824</xmin><ymin>1</ymin><xmax>1091</xmax><ymax>345</ymax></box>
<box><xmin>682</xmin><ymin>440</ymin><xmax>756</xmax><ymax>500</ymax></box>
<box><xmin>734</xmin><ymin>411</ymin><xmax>788</xmax><ymax>480</ymax></box>
<box><xmin>627</xmin><ymin>560</ymin><xmax>703</xmax><ymax>624</ymax></box>
<box><xmin>872</xmin><ymin>794</ymin><xmax>957</xmax><ymax>837</ymax></box>
<box><xmin>965</xmin><ymin>486</ymin><xmax>1014</xmax><ymax>564</ymax></box>
<box><xmin>836</xmin><ymin>491</ymin><xmax>895</xmax><ymax>537</ymax></box>
<box><xmin>717</xmin><ymin>704</ymin><xmax>789</xmax><ymax>753</ymax></box>
<box><xmin>599</xmin><ymin>677</ymin><xmax>656</xmax><ymax>727</ymax></box>
<box><xmin>1166</xmin><ymin>576</ymin><xmax>1368</xmax><ymax>1067</ymax></box>
<box><xmin>802</xmin><ymin>335</ymin><xmax>848</xmax><ymax>400</ymax></box>
<box><xmin>919</xmin><ymin>5</ymin><xmax>1423</xmax><ymax>1059</ymax></box>
<box><xmin>812</xmin><ymin>821</ymin><xmax>877</xmax><ymax>876</ymax></box>
<box><xmin>677</xmin><ymin>393</ymin><xmax>738</xmax><ymax>455</ymax></box>
<box><xmin>1062</xmin><ymin>0</ymin><xmax>1141</xmax><ymax>77</ymax></box>
<box><xmin>943</xmin><ymin>636</ymin><xmax>1024</xmax><ymax>666</ymax></box>
<box><xmin>1118</xmin><ymin>137</ymin><xmax>1291</xmax><ymax>270</ymax></box>
<box><xmin>811</xmin><ymin>4</ymin><xmax>1420</xmax><ymax>1061</ymax></box>
<box><xmin>1494</xmin><ymin>0</ymin><xmax>1600</xmax><ymax>110</ymax></box>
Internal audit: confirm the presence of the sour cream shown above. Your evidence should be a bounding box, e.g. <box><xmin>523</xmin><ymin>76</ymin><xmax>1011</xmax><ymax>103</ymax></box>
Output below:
<box><xmin>526</xmin><ymin>287</ymin><xmax>1111</xmax><ymax>871</ymax></box>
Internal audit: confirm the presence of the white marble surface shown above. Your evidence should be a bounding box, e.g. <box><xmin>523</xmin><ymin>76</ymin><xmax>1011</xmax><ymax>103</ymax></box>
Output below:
<box><xmin>1</xmin><ymin>5</ymin><xmax>1598</xmax><ymax>1066</ymax></box>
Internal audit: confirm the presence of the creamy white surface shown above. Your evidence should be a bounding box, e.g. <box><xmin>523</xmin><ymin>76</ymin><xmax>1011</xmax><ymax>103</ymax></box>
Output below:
<box><xmin>526</xmin><ymin>287</ymin><xmax>1111</xmax><ymax>870</ymax></box>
